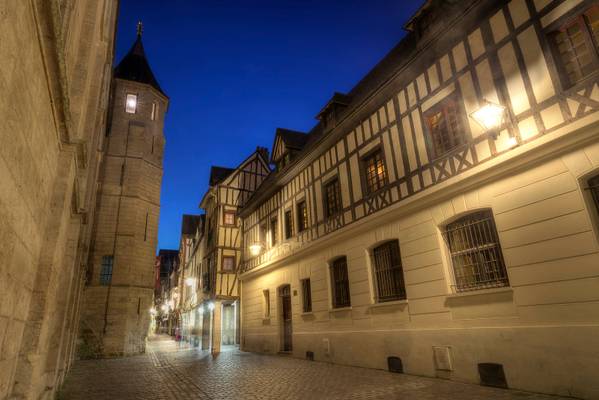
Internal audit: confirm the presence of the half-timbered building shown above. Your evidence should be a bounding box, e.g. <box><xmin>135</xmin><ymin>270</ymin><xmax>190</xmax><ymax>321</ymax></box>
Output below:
<box><xmin>237</xmin><ymin>0</ymin><xmax>599</xmax><ymax>397</ymax></box>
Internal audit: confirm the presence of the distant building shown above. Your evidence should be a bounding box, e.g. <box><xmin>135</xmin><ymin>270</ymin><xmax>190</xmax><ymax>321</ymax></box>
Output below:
<box><xmin>236</xmin><ymin>0</ymin><xmax>599</xmax><ymax>398</ymax></box>
<box><xmin>79</xmin><ymin>26</ymin><xmax>168</xmax><ymax>357</ymax></box>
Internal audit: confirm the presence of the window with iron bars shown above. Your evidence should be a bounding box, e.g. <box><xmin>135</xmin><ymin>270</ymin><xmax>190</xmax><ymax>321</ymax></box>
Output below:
<box><xmin>362</xmin><ymin>150</ymin><xmax>387</xmax><ymax>194</ymax></box>
<box><xmin>588</xmin><ymin>174</ymin><xmax>599</xmax><ymax>218</ymax></box>
<box><xmin>301</xmin><ymin>278</ymin><xmax>312</xmax><ymax>313</ymax></box>
<box><xmin>297</xmin><ymin>201</ymin><xmax>308</xmax><ymax>232</ymax></box>
<box><xmin>324</xmin><ymin>178</ymin><xmax>342</xmax><ymax>218</ymax></box>
<box><xmin>550</xmin><ymin>6</ymin><xmax>599</xmax><ymax>87</ymax></box>
<box><xmin>443</xmin><ymin>210</ymin><xmax>509</xmax><ymax>292</ymax></box>
<box><xmin>330</xmin><ymin>257</ymin><xmax>351</xmax><ymax>308</ymax></box>
<box><xmin>99</xmin><ymin>255</ymin><xmax>114</xmax><ymax>286</ymax></box>
<box><xmin>425</xmin><ymin>97</ymin><xmax>465</xmax><ymax>159</ymax></box>
<box><xmin>371</xmin><ymin>241</ymin><xmax>406</xmax><ymax>302</ymax></box>
<box><xmin>284</xmin><ymin>209</ymin><xmax>294</xmax><ymax>239</ymax></box>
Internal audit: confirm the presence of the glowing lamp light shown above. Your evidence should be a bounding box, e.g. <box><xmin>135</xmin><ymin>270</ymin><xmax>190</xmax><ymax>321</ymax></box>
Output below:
<box><xmin>207</xmin><ymin>302</ymin><xmax>215</xmax><ymax>311</ymax></box>
<box><xmin>161</xmin><ymin>304</ymin><xmax>169</xmax><ymax>312</ymax></box>
<box><xmin>185</xmin><ymin>277</ymin><xmax>196</xmax><ymax>286</ymax></box>
<box><xmin>149</xmin><ymin>307</ymin><xmax>157</xmax><ymax>315</ymax></box>
<box><xmin>168</xmin><ymin>300</ymin><xmax>175</xmax><ymax>309</ymax></box>
<box><xmin>125</xmin><ymin>93</ymin><xmax>137</xmax><ymax>113</ymax></box>
<box><xmin>470</xmin><ymin>100</ymin><xmax>506</xmax><ymax>133</ymax></box>
<box><xmin>249</xmin><ymin>243</ymin><xmax>263</xmax><ymax>256</ymax></box>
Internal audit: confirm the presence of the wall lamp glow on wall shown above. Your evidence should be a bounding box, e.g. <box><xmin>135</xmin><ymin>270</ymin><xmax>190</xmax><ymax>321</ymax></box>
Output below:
<box><xmin>470</xmin><ymin>100</ymin><xmax>506</xmax><ymax>139</ymax></box>
<box><xmin>206</xmin><ymin>301</ymin><xmax>215</xmax><ymax>311</ymax></box>
<box><xmin>249</xmin><ymin>242</ymin><xmax>263</xmax><ymax>256</ymax></box>
<box><xmin>185</xmin><ymin>277</ymin><xmax>196</xmax><ymax>286</ymax></box>
<box><xmin>149</xmin><ymin>307</ymin><xmax>157</xmax><ymax>315</ymax></box>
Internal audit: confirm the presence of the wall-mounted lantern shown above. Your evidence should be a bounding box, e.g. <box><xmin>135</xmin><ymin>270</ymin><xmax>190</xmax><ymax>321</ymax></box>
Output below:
<box><xmin>470</xmin><ymin>100</ymin><xmax>506</xmax><ymax>139</ymax></box>
<box><xmin>249</xmin><ymin>242</ymin><xmax>263</xmax><ymax>256</ymax></box>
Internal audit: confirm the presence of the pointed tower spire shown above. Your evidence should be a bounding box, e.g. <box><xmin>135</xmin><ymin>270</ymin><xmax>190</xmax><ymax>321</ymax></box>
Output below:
<box><xmin>136</xmin><ymin>20</ymin><xmax>143</xmax><ymax>37</ymax></box>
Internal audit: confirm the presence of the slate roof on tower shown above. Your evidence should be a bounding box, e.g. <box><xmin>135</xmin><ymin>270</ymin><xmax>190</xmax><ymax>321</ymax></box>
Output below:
<box><xmin>209</xmin><ymin>166</ymin><xmax>235</xmax><ymax>186</ymax></box>
<box><xmin>114</xmin><ymin>33</ymin><xmax>166</xmax><ymax>96</ymax></box>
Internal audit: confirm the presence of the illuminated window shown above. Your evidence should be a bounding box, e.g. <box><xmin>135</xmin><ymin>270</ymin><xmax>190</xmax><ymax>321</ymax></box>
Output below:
<box><xmin>125</xmin><ymin>93</ymin><xmax>137</xmax><ymax>114</ymax></box>
<box><xmin>330</xmin><ymin>257</ymin><xmax>351</xmax><ymax>308</ymax></box>
<box><xmin>222</xmin><ymin>256</ymin><xmax>235</xmax><ymax>272</ymax></box>
<box><xmin>151</xmin><ymin>102</ymin><xmax>158</xmax><ymax>120</ymax></box>
<box><xmin>301</xmin><ymin>278</ymin><xmax>312</xmax><ymax>313</ymax></box>
<box><xmin>425</xmin><ymin>97</ymin><xmax>465</xmax><ymax>158</ymax></box>
<box><xmin>371</xmin><ymin>241</ymin><xmax>406</xmax><ymax>302</ymax></box>
<box><xmin>270</xmin><ymin>217</ymin><xmax>278</xmax><ymax>246</ymax></box>
<box><xmin>223</xmin><ymin>211</ymin><xmax>235</xmax><ymax>226</ymax></box>
<box><xmin>443</xmin><ymin>210</ymin><xmax>509</xmax><ymax>292</ymax></box>
<box><xmin>297</xmin><ymin>201</ymin><xmax>308</xmax><ymax>232</ymax></box>
<box><xmin>362</xmin><ymin>149</ymin><xmax>387</xmax><ymax>194</ymax></box>
<box><xmin>324</xmin><ymin>178</ymin><xmax>342</xmax><ymax>218</ymax></box>
<box><xmin>551</xmin><ymin>6</ymin><xmax>599</xmax><ymax>87</ymax></box>
<box><xmin>284</xmin><ymin>209</ymin><xmax>294</xmax><ymax>239</ymax></box>
<box><xmin>99</xmin><ymin>255</ymin><xmax>114</xmax><ymax>285</ymax></box>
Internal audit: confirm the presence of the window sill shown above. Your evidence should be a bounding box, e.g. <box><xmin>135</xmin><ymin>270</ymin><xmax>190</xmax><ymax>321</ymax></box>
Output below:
<box><xmin>368</xmin><ymin>299</ymin><xmax>408</xmax><ymax>308</ymax></box>
<box><xmin>329</xmin><ymin>306</ymin><xmax>352</xmax><ymax>313</ymax></box>
<box><xmin>446</xmin><ymin>286</ymin><xmax>512</xmax><ymax>299</ymax></box>
<box><xmin>300</xmin><ymin>311</ymin><xmax>314</xmax><ymax>316</ymax></box>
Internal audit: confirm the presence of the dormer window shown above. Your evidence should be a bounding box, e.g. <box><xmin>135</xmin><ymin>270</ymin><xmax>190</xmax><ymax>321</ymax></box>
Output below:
<box><xmin>125</xmin><ymin>94</ymin><xmax>137</xmax><ymax>114</ymax></box>
<box><xmin>316</xmin><ymin>92</ymin><xmax>351</xmax><ymax>131</ymax></box>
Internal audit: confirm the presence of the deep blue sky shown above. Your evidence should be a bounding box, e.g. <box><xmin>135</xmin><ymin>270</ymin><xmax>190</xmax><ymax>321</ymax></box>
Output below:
<box><xmin>115</xmin><ymin>0</ymin><xmax>422</xmax><ymax>251</ymax></box>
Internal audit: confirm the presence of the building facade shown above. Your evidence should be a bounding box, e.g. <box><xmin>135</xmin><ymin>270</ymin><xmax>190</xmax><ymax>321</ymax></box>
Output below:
<box><xmin>0</xmin><ymin>1</ymin><xmax>119</xmax><ymax>398</ymax></box>
<box><xmin>79</xmin><ymin>27</ymin><xmax>168</xmax><ymax>358</ymax></box>
<box><xmin>238</xmin><ymin>0</ymin><xmax>599</xmax><ymax>398</ymax></box>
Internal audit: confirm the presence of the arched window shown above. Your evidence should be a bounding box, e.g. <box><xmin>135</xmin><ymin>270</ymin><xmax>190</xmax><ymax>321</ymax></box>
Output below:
<box><xmin>330</xmin><ymin>257</ymin><xmax>351</xmax><ymax>308</ymax></box>
<box><xmin>443</xmin><ymin>210</ymin><xmax>508</xmax><ymax>292</ymax></box>
<box><xmin>371</xmin><ymin>240</ymin><xmax>406</xmax><ymax>302</ymax></box>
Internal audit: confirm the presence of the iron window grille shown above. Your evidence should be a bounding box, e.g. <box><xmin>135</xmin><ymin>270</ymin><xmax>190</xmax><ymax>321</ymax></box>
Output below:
<box><xmin>270</xmin><ymin>217</ymin><xmax>278</xmax><ymax>246</ymax></box>
<box><xmin>362</xmin><ymin>150</ymin><xmax>387</xmax><ymax>194</ymax></box>
<box><xmin>371</xmin><ymin>241</ymin><xmax>406</xmax><ymax>302</ymax></box>
<box><xmin>551</xmin><ymin>6</ymin><xmax>599</xmax><ymax>87</ymax></box>
<box><xmin>443</xmin><ymin>210</ymin><xmax>509</xmax><ymax>292</ymax></box>
<box><xmin>301</xmin><ymin>278</ymin><xmax>312</xmax><ymax>313</ymax></box>
<box><xmin>284</xmin><ymin>209</ymin><xmax>294</xmax><ymax>239</ymax></box>
<box><xmin>325</xmin><ymin>178</ymin><xmax>342</xmax><ymax>218</ymax></box>
<box><xmin>425</xmin><ymin>98</ymin><xmax>465</xmax><ymax>159</ymax></box>
<box><xmin>297</xmin><ymin>201</ymin><xmax>308</xmax><ymax>232</ymax></box>
<box><xmin>99</xmin><ymin>255</ymin><xmax>114</xmax><ymax>286</ymax></box>
<box><xmin>330</xmin><ymin>257</ymin><xmax>351</xmax><ymax>308</ymax></box>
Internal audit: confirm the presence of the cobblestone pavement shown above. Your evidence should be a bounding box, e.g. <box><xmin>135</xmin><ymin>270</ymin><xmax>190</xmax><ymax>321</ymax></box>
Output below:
<box><xmin>60</xmin><ymin>335</ymin><xmax>569</xmax><ymax>400</ymax></box>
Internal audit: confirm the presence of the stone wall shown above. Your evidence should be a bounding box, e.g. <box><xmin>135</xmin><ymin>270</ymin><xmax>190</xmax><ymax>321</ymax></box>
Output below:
<box><xmin>0</xmin><ymin>0</ymin><xmax>118</xmax><ymax>398</ymax></box>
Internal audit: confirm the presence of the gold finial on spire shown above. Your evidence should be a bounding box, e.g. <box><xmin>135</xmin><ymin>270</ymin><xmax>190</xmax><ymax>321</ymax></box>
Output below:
<box><xmin>136</xmin><ymin>20</ymin><xmax>143</xmax><ymax>37</ymax></box>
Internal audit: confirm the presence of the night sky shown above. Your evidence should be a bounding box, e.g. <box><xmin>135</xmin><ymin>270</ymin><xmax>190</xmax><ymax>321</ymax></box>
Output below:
<box><xmin>115</xmin><ymin>0</ymin><xmax>422</xmax><ymax>251</ymax></box>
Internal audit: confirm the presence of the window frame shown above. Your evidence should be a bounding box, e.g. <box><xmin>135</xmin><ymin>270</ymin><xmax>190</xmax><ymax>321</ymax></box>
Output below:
<box><xmin>370</xmin><ymin>240</ymin><xmax>407</xmax><ymax>303</ymax></box>
<box><xmin>151</xmin><ymin>101</ymin><xmax>158</xmax><ymax>121</ymax></box>
<box><xmin>284</xmin><ymin>208</ymin><xmax>294</xmax><ymax>239</ymax></box>
<box><xmin>125</xmin><ymin>93</ymin><xmax>138</xmax><ymax>114</ymax></box>
<box><xmin>222</xmin><ymin>255</ymin><xmax>236</xmax><ymax>273</ymax></box>
<box><xmin>296</xmin><ymin>200</ymin><xmax>309</xmax><ymax>232</ymax></box>
<box><xmin>263</xmin><ymin>289</ymin><xmax>271</xmax><ymax>318</ymax></box>
<box><xmin>323</xmin><ymin>177</ymin><xmax>343</xmax><ymax>219</ymax></box>
<box><xmin>223</xmin><ymin>210</ymin><xmax>236</xmax><ymax>226</ymax></box>
<box><xmin>270</xmin><ymin>216</ymin><xmax>278</xmax><ymax>246</ymax></box>
<box><xmin>423</xmin><ymin>92</ymin><xmax>469</xmax><ymax>160</ymax></box>
<box><xmin>99</xmin><ymin>255</ymin><xmax>114</xmax><ymax>286</ymax></box>
<box><xmin>301</xmin><ymin>278</ymin><xmax>312</xmax><ymax>313</ymax></box>
<box><xmin>442</xmin><ymin>210</ymin><xmax>509</xmax><ymax>292</ymax></box>
<box><xmin>360</xmin><ymin>147</ymin><xmax>388</xmax><ymax>196</ymax></box>
<box><xmin>546</xmin><ymin>4</ymin><xmax>599</xmax><ymax>90</ymax></box>
<box><xmin>329</xmin><ymin>256</ymin><xmax>351</xmax><ymax>309</ymax></box>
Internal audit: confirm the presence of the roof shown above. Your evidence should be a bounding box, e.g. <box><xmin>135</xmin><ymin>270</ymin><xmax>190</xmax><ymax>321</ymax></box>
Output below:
<box><xmin>181</xmin><ymin>214</ymin><xmax>203</xmax><ymax>235</ymax></box>
<box><xmin>271</xmin><ymin>128</ymin><xmax>309</xmax><ymax>163</ymax></box>
<box><xmin>209</xmin><ymin>166</ymin><xmax>235</xmax><ymax>186</ymax></box>
<box><xmin>316</xmin><ymin>92</ymin><xmax>352</xmax><ymax>120</ymax></box>
<box><xmin>114</xmin><ymin>34</ymin><xmax>166</xmax><ymax>96</ymax></box>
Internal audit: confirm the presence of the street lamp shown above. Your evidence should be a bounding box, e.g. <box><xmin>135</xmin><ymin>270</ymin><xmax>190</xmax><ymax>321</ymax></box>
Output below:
<box><xmin>249</xmin><ymin>242</ymin><xmax>263</xmax><ymax>256</ymax></box>
<box><xmin>470</xmin><ymin>100</ymin><xmax>506</xmax><ymax>139</ymax></box>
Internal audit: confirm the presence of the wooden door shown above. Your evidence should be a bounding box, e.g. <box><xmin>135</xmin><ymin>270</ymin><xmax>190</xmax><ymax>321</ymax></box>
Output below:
<box><xmin>279</xmin><ymin>285</ymin><xmax>292</xmax><ymax>352</ymax></box>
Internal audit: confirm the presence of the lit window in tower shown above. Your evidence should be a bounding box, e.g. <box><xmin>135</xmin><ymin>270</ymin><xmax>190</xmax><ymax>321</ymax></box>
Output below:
<box><xmin>125</xmin><ymin>93</ymin><xmax>138</xmax><ymax>114</ymax></box>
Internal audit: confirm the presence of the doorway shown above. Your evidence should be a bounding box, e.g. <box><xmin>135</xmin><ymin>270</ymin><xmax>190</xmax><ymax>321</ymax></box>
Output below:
<box><xmin>279</xmin><ymin>285</ymin><xmax>292</xmax><ymax>352</ymax></box>
<box><xmin>221</xmin><ymin>303</ymin><xmax>236</xmax><ymax>346</ymax></box>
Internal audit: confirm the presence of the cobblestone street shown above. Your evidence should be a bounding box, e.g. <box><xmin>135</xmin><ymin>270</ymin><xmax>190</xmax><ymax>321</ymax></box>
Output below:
<box><xmin>59</xmin><ymin>335</ymin><xmax>569</xmax><ymax>400</ymax></box>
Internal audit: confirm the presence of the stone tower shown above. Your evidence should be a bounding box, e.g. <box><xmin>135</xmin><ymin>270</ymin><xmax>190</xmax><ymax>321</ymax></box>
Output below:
<box><xmin>80</xmin><ymin>25</ymin><xmax>168</xmax><ymax>357</ymax></box>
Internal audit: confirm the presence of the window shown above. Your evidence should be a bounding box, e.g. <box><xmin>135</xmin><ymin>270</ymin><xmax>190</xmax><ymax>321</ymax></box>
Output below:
<box><xmin>551</xmin><ymin>6</ymin><xmax>599</xmax><ymax>87</ymax></box>
<box><xmin>425</xmin><ymin>98</ymin><xmax>465</xmax><ymax>158</ymax></box>
<box><xmin>324</xmin><ymin>178</ymin><xmax>342</xmax><ymax>218</ymax></box>
<box><xmin>297</xmin><ymin>201</ymin><xmax>308</xmax><ymax>232</ymax></box>
<box><xmin>301</xmin><ymin>278</ymin><xmax>312</xmax><ymax>313</ymax></box>
<box><xmin>443</xmin><ymin>210</ymin><xmax>509</xmax><ymax>292</ymax></box>
<box><xmin>260</xmin><ymin>223</ymin><xmax>268</xmax><ymax>244</ymax></box>
<box><xmin>362</xmin><ymin>150</ymin><xmax>387</xmax><ymax>194</ymax></box>
<box><xmin>284</xmin><ymin>209</ymin><xmax>294</xmax><ymax>239</ymax></box>
<box><xmin>222</xmin><ymin>256</ymin><xmax>235</xmax><ymax>272</ymax></box>
<box><xmin>125</xmin><ymin>93</ymin><xmax>137</xmax><ymax>114</ymax></box>
<box><xmin>263</xmin><ymin>289</ymin><xmax>271</xmax><ymax>318</ymax></box>
<box><xmin>371</xmin><ymin>241</ymin><xmax>406</xmax><ymax>302</ymax></box>
<box><xmin>330</xmin><ymin>257</ymin><xmax>351</xmax><ymax>308</ymax></box>
<box><xmin>151</xmin><ymin>102</ymin><xmax>158</xmax><ymax>120</ymax></box>
<box><xmin>223</xmin><ymin>211</ymin><xmax>235</xmax><ymax>226</ymax></box>
<box><xmin>270</xmin><ymin>217</ymin><xmax>278</xmax><ymax>246</ymax></box>
<box><xmin>99</xmin><ymin>255</ymin><xmax>114</xmax><ymax>285</ymax></box>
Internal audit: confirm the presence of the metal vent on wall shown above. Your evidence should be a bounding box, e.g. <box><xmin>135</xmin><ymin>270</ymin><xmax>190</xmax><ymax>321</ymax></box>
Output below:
<box><xmin>387</xmin><ymin>356</ymin><xmax>403</xmax><ymax>373</ymax></box>
<box><xmin>478</xmin><ymin>363</ymin><xmax>508</xmax><ymax>388</ymax></box>
<box><xmin>433</xmin><ymin>346</ymin><xmax>453</xmax><ymax>371</ymax></box>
